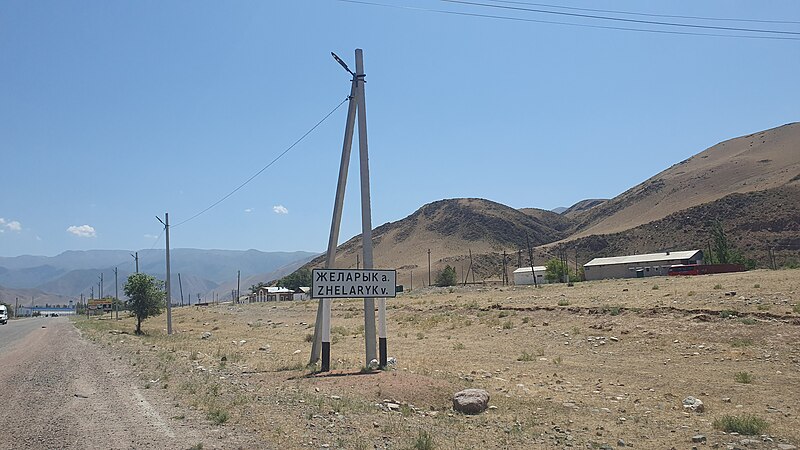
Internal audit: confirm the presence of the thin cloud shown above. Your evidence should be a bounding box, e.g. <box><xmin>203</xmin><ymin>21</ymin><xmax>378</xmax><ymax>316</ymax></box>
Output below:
<box><xmin>67</xmin><ymin>224</ymin><xmax>96</xmax><ymax>238</ymax></box>
<box><xmin>273</xmin><ymin>205</ymin><xmax>289</xmax><ymax>215</ymax></box>
<box><xmin>143</xmin><ymin>233</ymin><xmax>159</xmax><ymax>239</ymax></box>
<box><xmin>244</xmin><ymin>208</ymin><xmax>254</xmax><ymax>213</ymax></box>
<box><xmin>0</xmin><ymin>218</ymin><xmax>22</xmax><ymax>232</ymax></box>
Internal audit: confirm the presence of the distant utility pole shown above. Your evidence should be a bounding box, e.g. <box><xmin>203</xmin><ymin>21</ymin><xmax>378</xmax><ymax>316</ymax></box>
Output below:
<box><xmin>428</xmin><ymin>249</ymin><xmax>432</xmax><ymax>287</ymax></box>
<box><xmin>237</xmin><ymin>270</ymin><xmax>241</xmax><ymax>304</ymax></box>
<box><xmin>178</xmin><ymin>273</ymin><xmax>184</xmax><ymax>307</ymax></box>
<box><xmin>156</xmin><ymin>213</ymin><xmax>172</xmax><ymax>335</ymax></box>
<box><xmin>114</xmin><ymin>267</ymin><xmax>119</xmax><ymax>320</ymax></box>
<box><xmin>131</xmin><ymin>252</ymin><xmax>139</xmax><ymax>273</ymax></box>
<box><xmin>91</xmin><ymin>286</ymin><xmax>94</xmax><ymax>300</ymax></box>
<box><xmin>410</xmin><ymin>270</ymin><xmax>413</xmax><ymax>292</ymax></box>
<box><xmin>15</xmin><ymin>297</ymin><xmax>18</xmax><ymax>319</ymax></box>
<box><xmin>98</xmin><ymin>272</ymin><xmax>104</xmax><ymax>299</ymax></box>
<box><xmin>526</xmin><ymin>233</ymin><xmax>538</xmax><ymax>288</ymax></box>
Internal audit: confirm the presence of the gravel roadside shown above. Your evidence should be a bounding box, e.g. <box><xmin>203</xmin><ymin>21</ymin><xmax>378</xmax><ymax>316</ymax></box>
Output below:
<box><xmin>0</xmin><ymin>318</ymin><xmax>266</xmax><ymax>450</ymax></box>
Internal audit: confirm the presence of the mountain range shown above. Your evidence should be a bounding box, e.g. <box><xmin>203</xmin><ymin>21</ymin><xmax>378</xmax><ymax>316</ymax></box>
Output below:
<box><xmin>0</xmin><ymin>249</ymin><xmax>316</xmax><ymax>306</ymax></box>
<box><xmin>2</xmin><ymin>122</ymin><xmax>798</xmax><ymax>303</ymax></box>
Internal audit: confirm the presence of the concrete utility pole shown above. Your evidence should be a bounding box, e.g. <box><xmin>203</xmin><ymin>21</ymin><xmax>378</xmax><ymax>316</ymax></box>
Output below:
<box><xmin>15</xmin><ymin>297</ymin><xmax>18</xmax><ymax>319</ymax></box>
<box><xmin>237</xmin><ymin>270</ymin><xmax>241</xmax><ymax>304</ymax></box>
<box><xmin>157</xmin><ymin>213</ymin><xmax>172</xmax><ymax>335</ymax></box>
<box><xmin>526</xmin><ymin>233</ymin><xmax>538</xmax><ymax>288</ymax></box>
<box><xmin>131</xmin><ymin>252</ymin><xmax>139</xmax><ymax>273</ymax></box>
<box><xmin>311</xmin><ymin>50</ymin><xmax>359</xmax><ymax>370</ymax></box>
<box><xmin>311</xmin><ymin>49</ymin><xmax>383</xmax><ymax>371</ymax></box>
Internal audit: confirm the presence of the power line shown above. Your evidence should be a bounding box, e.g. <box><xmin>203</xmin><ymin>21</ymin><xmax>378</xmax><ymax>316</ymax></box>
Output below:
<box><xmin>335</xmin><ymin>0</ymin><xmax>800</xmax><ymax>41</ymax></box>
<box><xmin>440</xmin><ymin>0</ymin><xmax>800</xmax><ymax>36</ymax></box>
<box><xmin>484</xmin><ymin>0</ymin><xmax>800</xmax><ymax>26</ymax></box>
<box><xmin>171</xmin><ymin>96</ymin><xmax>350</xmax><ymax>229</ymax></box>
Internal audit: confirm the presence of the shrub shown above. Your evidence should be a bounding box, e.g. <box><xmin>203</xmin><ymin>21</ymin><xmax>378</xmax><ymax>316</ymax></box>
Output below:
<box><xmin>713</xmin><ymin>415</ymin><xmax>768</xmax><ymax>435</ymax></box>
<box><xmin>453</xmin><ymin>342</ymin><xmax>465</xmax><ymax>351</ymax></box>
<box><xmin>720</xmin><ymin>310</ymin><xmax>736</xmax><ymax>319</ymax></box>
<box><xmin>652</xmin><ymin>285</ymin><xmax>659</xmax><ymax>290</ymax></box>
<box><xmin>558</xmin><ymin>300</ymin><xmax>570</xmax><ymax>306</ymax></box>
<box><xmin>730</xmin><ymin>338</ymin><xmax>752</xmax><ymax>347</ymax></box>
<box><xmin>413</xmin><ymin>429</ymin><xmax>434</xmax><ymax>450</ymax></box>
<box><xmin>734</xmin><ymin>371</ymin><xmax>753</xmax><ymax>384</ymax></box>
<box><xmin>517</xmin><ymin>351</ymin><xmax>535</xmax><ymax>362</ymax></box>
<box><xmin>207</xmin><ymin>407</ymin><xmax>229</xmax><ymax>425</ymax></box>
<box><xmin>502</xmin><ymin>320</ymin><xmax>513</xmax><ymax>329</ymax></box>
<box><xmin>435</xmin><ymin>265</ymin><xmax>457</xmax><ymax>287</ymax></box>
<box><xmin>713</xmin><ymin>284</ymin><xmax>723</xmax><ymax>290</ymax></box>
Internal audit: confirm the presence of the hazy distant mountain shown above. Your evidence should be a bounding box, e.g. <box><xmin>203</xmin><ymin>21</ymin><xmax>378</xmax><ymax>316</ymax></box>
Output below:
<box><xmin>0</xmin><ymin>249</ymin><xmax>317</xmax><ymax>300</ymax></box>
<box><xmin>551</xmin><ymin>206</ymin><xmax>568</xmax><ymax>214</ymax></box>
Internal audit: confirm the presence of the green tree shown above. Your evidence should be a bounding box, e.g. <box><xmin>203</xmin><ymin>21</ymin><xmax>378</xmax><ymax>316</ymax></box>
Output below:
<box><xmin>277</xmin><ymin>267</ymin><xmax>312</xmax><ymax>291</ymax></box>
<box><xmin>123</xmin><ymin>273</ymin><xmax>165</xmax><ymax>335</ymax></box>
<box><xmin>249</xmin><ymin>282</ymin><xmax>268</xmax><ymax>294</ymax></box>
<box><xmin>545</xmin><ymin>258</ymin><xmax>569</xmax><ymax>282</ymax></box>
<box><xmin>435</xmin><ymin>265</ymin><xmax>458</xmax><ymax>287</ymax></box>
<box><xmin>708</xmin><ymin>220</ymin><xmax>753</xmax><ymax>267</ymax></box>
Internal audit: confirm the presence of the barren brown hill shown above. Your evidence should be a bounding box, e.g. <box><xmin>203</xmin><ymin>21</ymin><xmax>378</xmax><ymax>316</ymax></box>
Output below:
<box><xmin>304</xmin><ymin>198</ymin><xmax>568</xmax><ymax>286</ymax></box>
<box><xmin>569</xmin><ymin>122</ymin><xmax>800</xmax><ymax>238</ymax></box>
<box><xmin>561</xmin><ymin>198</ymin><xmax>608</xmax><ymax>218</ymax></box>
<box><xmin>518</xmin><ymin>207</ymin><xmax>574</xmax><ymax>233</ymax></box>
<box><xmin>562</xmin><ymin>184</ymin><xmax>800</xmax><ymax>267</ymax></box>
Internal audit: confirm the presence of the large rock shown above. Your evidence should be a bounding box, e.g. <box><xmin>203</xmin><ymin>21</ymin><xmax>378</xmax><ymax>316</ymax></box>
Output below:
<box><xmin>453</xmin><ymin>389</ymin><xmax>490</xmax><ymax>414</ymax></box>
<box><xmin>682</xmin><ymin>396</ymin><xmax>704</xmax><ymax>413</ymax></box>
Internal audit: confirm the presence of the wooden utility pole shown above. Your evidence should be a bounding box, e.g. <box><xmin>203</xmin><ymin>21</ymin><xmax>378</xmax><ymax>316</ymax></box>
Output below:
<box><xmin>114</xmin><ymin>267</ymin><xmax>119</xmax><ymax>320</ymax></box>
<box><xmin>237</xmin><ymin>270</ymin><xmax>241</xmax><ymax>304</ymax></box>
<box><xmin>428</xmin><ymin>249</ymin><xmax>432</xmax><ymax>287</ymax></box>
<box><xmin>178</xmin><ymin>273</ymin><xmax>184</xmax><ymax>306</ymax></box>
<box><xmin>131</xmin><ymin>252</ymin><xmax>139</xmax><ymax>273</ymax></box>
<box><xmin>526</xmin><ymin>233</ymin><xmax>538</xmax><ymax>287</ymax></box>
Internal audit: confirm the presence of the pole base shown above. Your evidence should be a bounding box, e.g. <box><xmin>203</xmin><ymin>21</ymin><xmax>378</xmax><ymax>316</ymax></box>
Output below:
<box><xmin>321</xmin><ymin>341</ymin><xmax>331</xmax><ymax>372</ymax></box>
<box><xmin>379</xmin><ymin>337</ymin><xmax>387</xmax><ymax>368</ymax></box>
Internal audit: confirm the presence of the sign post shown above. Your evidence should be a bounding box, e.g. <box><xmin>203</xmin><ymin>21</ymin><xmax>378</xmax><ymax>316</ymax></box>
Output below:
<box><xmin>310</xmin><ymin>49</ymin><xmax>391</xmax><ymax>372</ymax></box>
<box><xmin>312</xmin><ymin>269</ymin><xmax>396</xmax><ymax>371</ymax></box>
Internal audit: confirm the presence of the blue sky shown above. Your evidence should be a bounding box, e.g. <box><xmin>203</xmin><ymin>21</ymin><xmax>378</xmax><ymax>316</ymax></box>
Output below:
<box><xmin>2</xmin><ymin>0</ymin><xmax>798</xmax><ymax>257</ymax></box>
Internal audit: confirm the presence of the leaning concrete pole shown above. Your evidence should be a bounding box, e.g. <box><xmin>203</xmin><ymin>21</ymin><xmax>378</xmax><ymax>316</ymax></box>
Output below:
<box><xmin>310</xmin><ymin>68</ymin><xmax>359</xmax><ymax>368</ymax></box>
<box><xmin>355</xmin><ymin>49</ymin><xmax>379</xmax><ymax>365</ymax></box>
<box><xmin>165</xmin><ymin>212</ymin><xmax>172</xmax><ymax>335</ymax></box>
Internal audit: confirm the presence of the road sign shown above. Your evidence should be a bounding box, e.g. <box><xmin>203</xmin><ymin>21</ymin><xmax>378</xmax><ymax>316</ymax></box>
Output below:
<box><xmin>312</xmin><ymin>269</ymin><xmax>396</xmax><ymax>299</ymax></box>
<box><xmin>88</xmin><ymin>299</ymin><xmax>112</xmax><ymax>311</ymax></box>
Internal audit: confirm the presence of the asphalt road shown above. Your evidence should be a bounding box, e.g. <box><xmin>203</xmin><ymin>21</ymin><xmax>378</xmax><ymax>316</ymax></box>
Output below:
<box><xmin>0</xmin><ymin>318</ymin><xmax>262</xmax><ymax>449</ymax></box>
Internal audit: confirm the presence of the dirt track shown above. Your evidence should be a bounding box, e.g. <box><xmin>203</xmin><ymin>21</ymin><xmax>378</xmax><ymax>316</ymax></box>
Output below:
<box><xmin>0</xmin><ymin>318</ymin><xmax>264</xmax><ymax>450</ymax></box>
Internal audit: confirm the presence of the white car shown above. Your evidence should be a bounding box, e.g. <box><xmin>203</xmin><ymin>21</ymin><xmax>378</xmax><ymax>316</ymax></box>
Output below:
<box><xmin>0</xmin><ymin>304</ymin><xmax>8</xmax><ymax>325</ymax></box>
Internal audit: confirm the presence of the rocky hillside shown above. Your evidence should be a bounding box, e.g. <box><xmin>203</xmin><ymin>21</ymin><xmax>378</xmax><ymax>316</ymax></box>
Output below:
<box><xmin>561</xmin><ymin>185</ymin><xmax>800</xmax><ymax>267</ymax></box>
<box><xmin>569</xmin><ymin>122</ymin><xmax>800</xmax><ymax>238</ymax></box>
<box><xmin>304</xmin><ymin>198</ymin><xmax>569</xmax><ymax>286</ymax></box>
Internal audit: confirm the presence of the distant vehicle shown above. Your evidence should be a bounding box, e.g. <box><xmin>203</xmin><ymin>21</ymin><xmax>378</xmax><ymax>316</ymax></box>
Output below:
<box><xmin>0</xmin><ymin>304</ymin><xmax>8</xmax><ymax>324</ymax></box>
<box><xmin>668</xmin><ymin>264</ymin><xmax>746</xmax><ymax>276</ymax></box>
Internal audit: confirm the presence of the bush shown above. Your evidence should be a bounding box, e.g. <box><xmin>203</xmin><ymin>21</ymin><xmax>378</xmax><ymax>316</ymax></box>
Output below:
<box><xmin>435</xmin><ymin>265</ymin><xmax>457</xmax><ymax>287</ymax></box>
<box><xmin>713</xmin><ymin>415</ymin><xmax>768</xmax><ymax>435</ymax></box>
<box><xmin>734</xmin><ymin>371</ymin><xmax>754</xmax><ymax>384</ymax></box>
<box><xmin>413</xmin><ymin>429</ymin><xmax>434</xmax><ymax>450</ymax></box>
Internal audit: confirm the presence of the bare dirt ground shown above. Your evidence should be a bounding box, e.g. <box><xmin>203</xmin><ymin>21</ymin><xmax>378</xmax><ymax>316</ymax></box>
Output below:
<box><xmin>73</xmin><ymin>269</ymin><xmax>800</xmax><ymax>450</ymax></box>
<box><xmin>0</xmin><ymin>317</ymin><xmax>264</xmax><ymax>450</ymax></box>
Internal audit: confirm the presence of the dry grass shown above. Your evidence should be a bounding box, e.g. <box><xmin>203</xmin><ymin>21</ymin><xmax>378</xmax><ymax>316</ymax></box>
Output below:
<box><xmin>73</xmin><ymin>269</ymin><xmax>800</xmax><ymax>449</ymax></box>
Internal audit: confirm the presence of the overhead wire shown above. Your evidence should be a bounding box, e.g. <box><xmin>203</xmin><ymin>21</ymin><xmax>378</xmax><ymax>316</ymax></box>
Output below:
<box><xmin>170</xmin><ymin>96</ymin><xmax>350</xmax><ymax>229</ymax></box>
<box><xmin>334</xmin><ymin>0</ymin><xmax>800</xmax><ymax>41</ymax></box>
<box><xmin>440</xmin><ymin>0</ymin><xmax>800</xmax><ymax>36</ymax></box>
<box><xmin>483</xmin><ymin>0</ymin><xmax>800</xmax><ymax>26</ymax></box>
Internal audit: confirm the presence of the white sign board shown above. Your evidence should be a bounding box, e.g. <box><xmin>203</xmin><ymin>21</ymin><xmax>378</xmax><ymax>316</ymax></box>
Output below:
<box><xmin>312</xmin><ymin>269</ymin><xmax>397</xmax><ymax>299</ymax></box>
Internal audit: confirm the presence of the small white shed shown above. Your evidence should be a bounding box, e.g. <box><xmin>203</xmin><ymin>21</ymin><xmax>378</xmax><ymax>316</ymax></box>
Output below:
<box><xmin>513</xmin><ymin>266</ymin><xmax>548</xmax><ymax>285</ymax></box>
